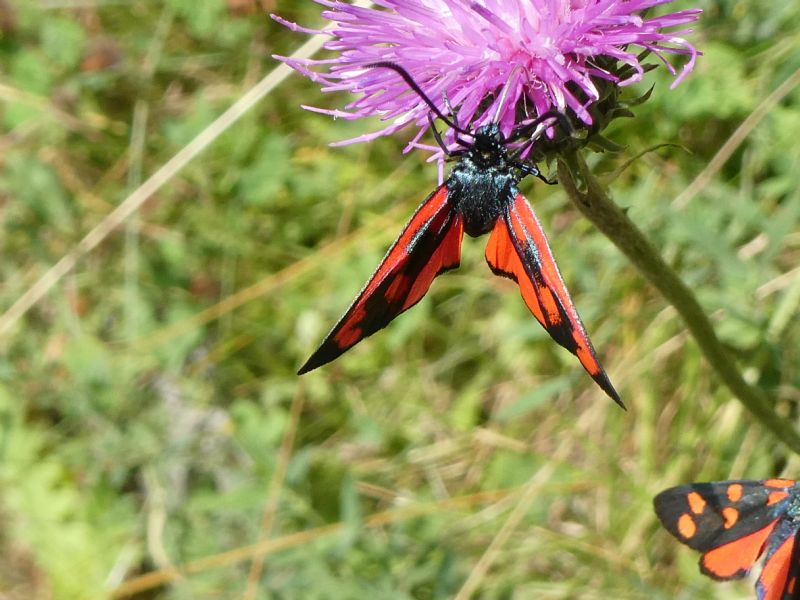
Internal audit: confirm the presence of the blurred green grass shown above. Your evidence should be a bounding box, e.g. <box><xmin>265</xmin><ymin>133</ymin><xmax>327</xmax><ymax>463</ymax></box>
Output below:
<box><xmin>0</xmin><ymin>0</ymin><xmax>799</xmax><ymax>598</ymax></box>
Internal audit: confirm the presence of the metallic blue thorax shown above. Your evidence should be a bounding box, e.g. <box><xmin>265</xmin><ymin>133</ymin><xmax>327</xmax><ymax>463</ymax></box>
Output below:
<box><xmin>445</xmin><ymin>124</ymin><xmax>520</xmax><ymax>238</ymax></box>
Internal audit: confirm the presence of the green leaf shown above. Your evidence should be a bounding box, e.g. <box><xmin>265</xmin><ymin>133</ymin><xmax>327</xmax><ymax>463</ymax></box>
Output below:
<box><xmin>62</xmin><ymin>334</ymin><xmax>112</xmax><ymax>388</ymax></box>
<box><xmin>41</xmin><ymin>17</ymin><xmax>85</xmax><ymax>70</ymax></box>
<box><xmin>496</xmin><ymin>376</ymin><xmax>574</xmax><ymax>421</ymax></box>
<box><xmin>166</xmin><ymin>0</ymin><xmax>226</xmax><ymax>39</ymax></box>
<box><xmin>238</xmin><ymin>135</ymin><xmax>292</xmax><ymax>205</ymax></box>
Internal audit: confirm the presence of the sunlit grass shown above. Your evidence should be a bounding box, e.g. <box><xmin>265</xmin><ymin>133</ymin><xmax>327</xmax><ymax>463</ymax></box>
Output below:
<box><xmin>0</xmin><ymin>1</ymin><xmax>799</xmax><ymax>598</ymax></box>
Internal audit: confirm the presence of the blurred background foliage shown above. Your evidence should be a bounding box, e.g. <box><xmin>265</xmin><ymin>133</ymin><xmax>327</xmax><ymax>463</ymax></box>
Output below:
<box><xmin>0</xmin><ymin>0</ymin><xmax>798</xmax><ymax>598</ymax></box>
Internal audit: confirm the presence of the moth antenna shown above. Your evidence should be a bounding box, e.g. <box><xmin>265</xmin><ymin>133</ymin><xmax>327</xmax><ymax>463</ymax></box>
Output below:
<box><xmin>507</xmin><ymin>110</ymin><xmax>573</xmax><ymax>144</ymax></box>
<box><xmin>365</xmin><ymin>61</ymin><xmax>471</xmax><ymax>136</ymax></box>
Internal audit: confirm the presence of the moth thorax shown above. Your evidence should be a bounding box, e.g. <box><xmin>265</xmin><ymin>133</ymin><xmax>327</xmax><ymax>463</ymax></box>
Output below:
<box><xmin>787</xmin><ymin>498</ymin><xmax>800</xmax><ymax>520</ymax></box>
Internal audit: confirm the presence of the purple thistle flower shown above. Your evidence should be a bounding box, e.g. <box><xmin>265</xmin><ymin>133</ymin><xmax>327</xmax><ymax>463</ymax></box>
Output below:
<box><xmin>274</xmin><ymin>1</ymin><xmax>700</xmax><ymax>159</ymax></box>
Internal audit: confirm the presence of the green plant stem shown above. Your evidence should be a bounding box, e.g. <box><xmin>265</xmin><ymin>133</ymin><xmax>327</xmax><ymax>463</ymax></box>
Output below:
<box><xmin>557</xmin><ymin>153</ymin><xmax>800</xmax><ymax>453</ymax></box>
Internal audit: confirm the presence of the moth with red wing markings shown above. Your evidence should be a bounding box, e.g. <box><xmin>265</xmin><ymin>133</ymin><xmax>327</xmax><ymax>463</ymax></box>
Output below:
<box><xmin>654</xmin><ymin>479</ymin><xmax>800</xmax><ymax>600</ymax></box>
<box><xmin>298</xmin><ymin>62</ymin><xmax>622</xmax><ymax>407</ymax></box>
<box><xmin>297</xmin><ymin>185</ymin><xmax>463</xmax><ymax>368</ymax></box>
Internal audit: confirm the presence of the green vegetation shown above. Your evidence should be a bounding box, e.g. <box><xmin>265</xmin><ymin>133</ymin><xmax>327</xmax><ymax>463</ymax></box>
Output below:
<box><xmin>0</xmin><ymin>0</ymin><xmax>798</xmax><ymax>598</ymax></box>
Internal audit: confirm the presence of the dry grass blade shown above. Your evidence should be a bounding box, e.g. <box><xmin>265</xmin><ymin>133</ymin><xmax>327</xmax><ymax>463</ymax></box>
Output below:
<box><xmin>111</xmin><ymin>488</ymin><xmax>521</xmax><ymax>598</ymax></box>
<box><xmin>0</xmin><ymin>1</ymin><xmax>374</xmax><ymax>341</ymax></box>
<box><xmin>0</xmin><ymin>81</ymin><xmax>117</xmax><ymax>135</ymax></box>
<box><xmin>672</xmin><ymin>65</ymin><xmax>800</xmax><ymax>209</ymax></box>
<box><xmin>123</xmin><ymin>197</ymin><xmax>407</xmax><ymax>352</ymax></box>
<box><xmin>453</xmin><ymin>442</ymin><xmax>571</xmax><ymax>599</ymax></box>
<box><xmin>241</xmin><ymin>386</ymin><xmax>305</xmax><ymax>599</ymax></box>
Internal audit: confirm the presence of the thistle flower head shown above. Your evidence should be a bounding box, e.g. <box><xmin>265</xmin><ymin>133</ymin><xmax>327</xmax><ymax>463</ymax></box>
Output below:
<box><xmin>274</xmin><ymin>0</ymin><xmax>700</xmax><ymax>159</ymax></box>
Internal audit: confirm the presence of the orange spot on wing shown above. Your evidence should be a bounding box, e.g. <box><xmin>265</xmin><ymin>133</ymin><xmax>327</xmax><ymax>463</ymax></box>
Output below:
<box><xmin>687</xmin><ymin>492</ymin><xmax>706</xmax><ymax>515</ymax></box>
<box><xmin>765</xmin><ymin>479</ymin><xmax>794</xmax><ymax>488</ymax></box>
<box><xmin>677</xmin><ymin>514</ymin><xmax>696</xmax><ymax>539</ymax></box>
<box><xmin>722</xmin><ymin>507</ymin><xmax>739</xmax><ymax>529</ymax></box>
<box><xmin>727</xmin><ymin>484</ymin><xmax>743</xmax><ymax>502</ymax></box>
<box><xmin>701</xmin><ymin>521</ymin><xmax>778</xmax><ymax>579</ymax></box>
<box><xmin>758</xmin><ymin>535</ymin><xmax>795</xmax><ymax>600</ymax></box>
<box><xmin>768</xmin><ymin>491</ymin><xmax>789</xmax><ymax>506</ymax></box>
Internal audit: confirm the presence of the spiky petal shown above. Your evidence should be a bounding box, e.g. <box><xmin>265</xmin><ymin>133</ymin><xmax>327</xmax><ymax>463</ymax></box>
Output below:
<box><xmin>274</xmin><ymin>1</ymin><xmax>700</xmax><ymax>158</ymax></box>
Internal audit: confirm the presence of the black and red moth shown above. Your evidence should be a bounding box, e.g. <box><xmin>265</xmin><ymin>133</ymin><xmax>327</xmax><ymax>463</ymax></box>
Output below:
<box><xmin>298</xmin><ymin>62</ymin><xmax>621</xmax><ymax>407</ymax></box>
<box><xmin>654</xmin><ymin>479</ymin><xmax>800</xmax><ymax>600</ymax></box>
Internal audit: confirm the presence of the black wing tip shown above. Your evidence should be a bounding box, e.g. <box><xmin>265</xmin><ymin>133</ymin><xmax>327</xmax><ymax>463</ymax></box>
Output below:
<box><xmin>296</xmin><ymin>362</ymin><xmax>314</xmax><ymax>376</ymax></box>
<box><xmin>297</xmin><ymin>345</ymin><xmax>337</xmax><ymax>375</ymax></box>
<box><xmin>595</xmin><ymin>374</ymin><xmax>625</xmax><ymax>410</ymax></box>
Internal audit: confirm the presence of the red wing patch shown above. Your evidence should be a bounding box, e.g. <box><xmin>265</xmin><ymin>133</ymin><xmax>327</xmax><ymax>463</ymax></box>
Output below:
<box><xmin>654</xmin><ymin>479</ymin><xmax>800</xmax><ymax>598</ymax></box>
<box><xmin>484</xmin><ymin>193</ymin><xmax>621</xmax><ymax>406</ymax></box>
<box><xmin>756</xmin><ymin>534</ymin><xmax>797</xmax><ymax>600</ymax></box>
<box><xmin>700</xmin><ymin>522</ymin><xmax>778</xmax><ymax>579</ymax></box>
<box><xmin>298</xmin><ymin>186</ymin><xmax>463</xmax><ymax>374</ymax></box>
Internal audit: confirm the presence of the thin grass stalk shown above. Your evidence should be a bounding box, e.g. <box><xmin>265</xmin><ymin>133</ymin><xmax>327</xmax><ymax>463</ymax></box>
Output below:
<box><xmin>0</xmin><ymin>1</ymin><xmax>376</xmax><ymax>342</ymax></box>
<box><xmin>557</xmin><ymin>154</ymin><xmax>800</xmax><ymax>453</ymax></box>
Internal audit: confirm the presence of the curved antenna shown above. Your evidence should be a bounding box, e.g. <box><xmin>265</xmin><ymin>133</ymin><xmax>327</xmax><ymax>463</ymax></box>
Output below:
<box><xmin>507</xmin><ymin>110</ymin><xmax>573</xmax><ymax>176</ymax></box>
<box><xmin>507</xmin><ymin>110</ymin><xmax>574</xmax><ymax>144</ymax></box>
<box><xmin>366</xmin><ymin>61</ymin><xmax>471</xmax><ymax>136</ymax></box>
